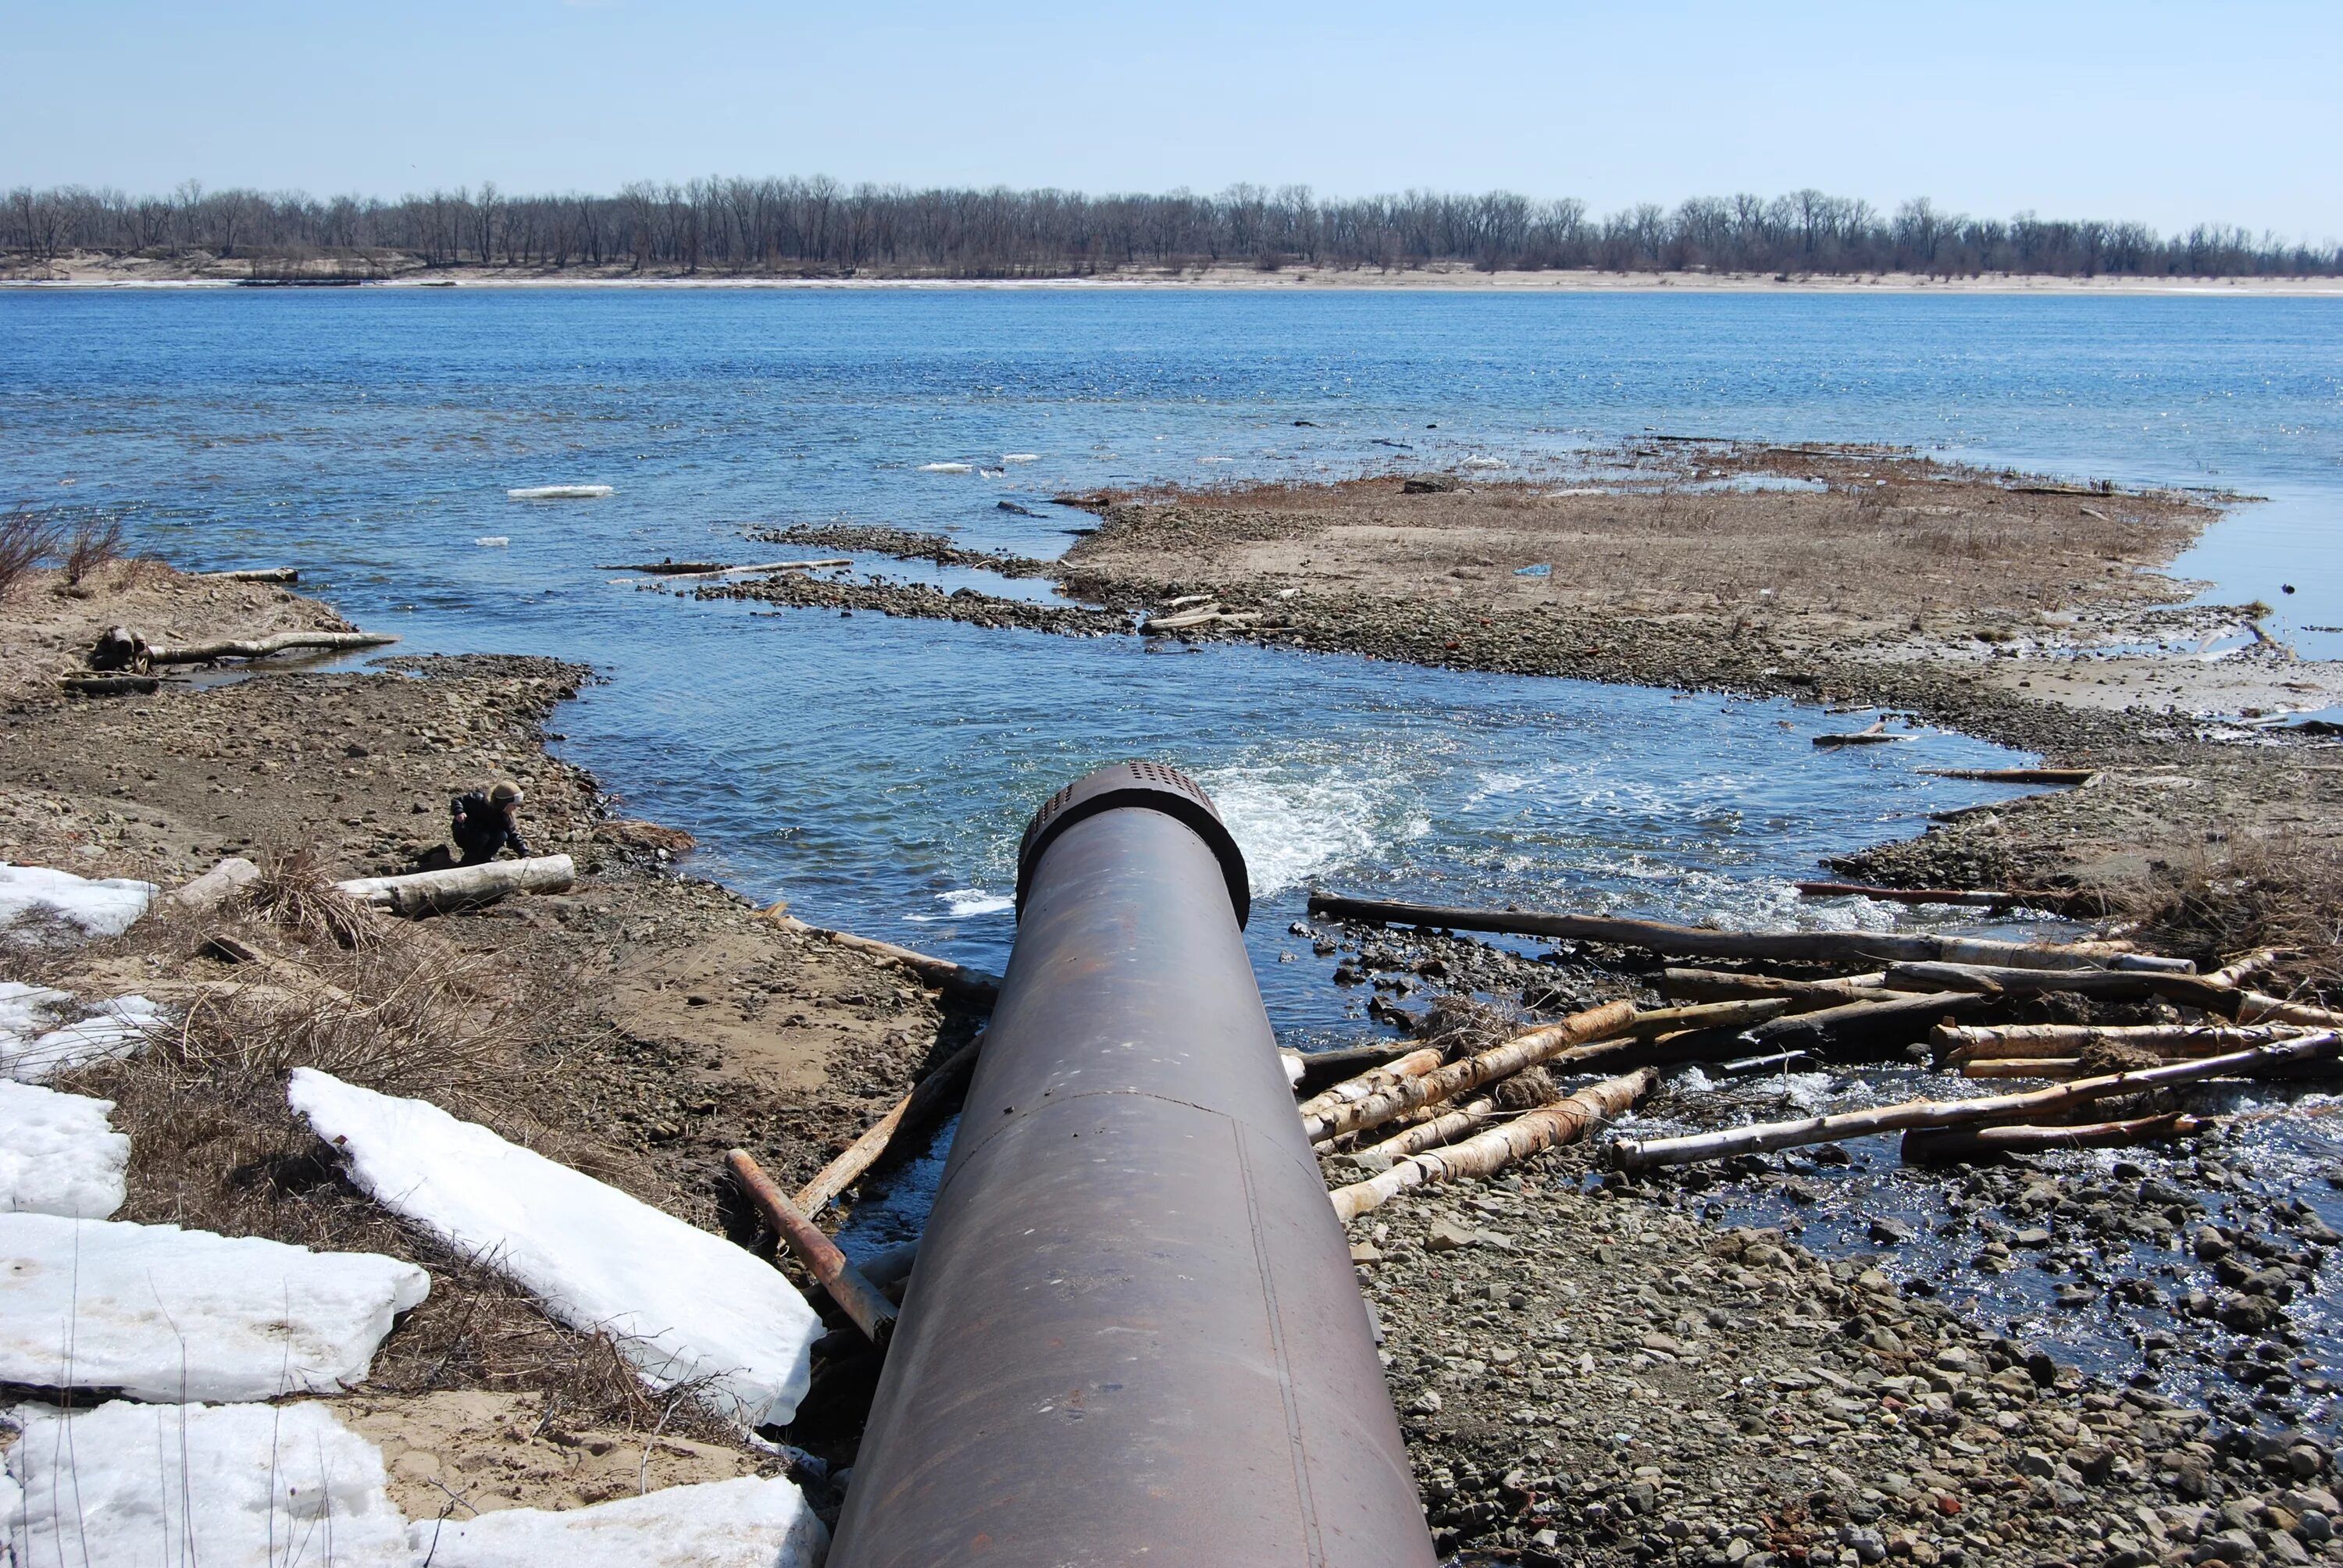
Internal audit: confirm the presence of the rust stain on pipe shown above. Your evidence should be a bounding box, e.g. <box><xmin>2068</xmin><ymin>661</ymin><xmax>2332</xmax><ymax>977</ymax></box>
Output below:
<box><xmin>829</xmin><ymin>762</ymin><xmax>1433</xmax><ymax>1568</ymax></box>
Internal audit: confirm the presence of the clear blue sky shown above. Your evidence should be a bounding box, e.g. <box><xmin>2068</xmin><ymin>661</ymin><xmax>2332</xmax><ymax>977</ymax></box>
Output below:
<box><xmin>7</xmin><ymin>1</ymin><xmax>2338</xmax><ymax>237</ymax></box>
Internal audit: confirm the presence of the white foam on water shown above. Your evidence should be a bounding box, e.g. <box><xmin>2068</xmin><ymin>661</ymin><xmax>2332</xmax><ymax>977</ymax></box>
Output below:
<box><xmin>1001</xmin><ymin>452</ymin><xmax>1040</xmax><ymax>463</ymax></box>
<box><xmin>907</xmin><ymin>888</ymin><xmax>1015</xmax><ymax>922</ymax></box>
<box><xmin>1194</xmin><ymin>759</ymin><xmax>1429</xmax><ymax>896</ymax></box>
<box><xmin>474</xmin><ymin>535</ymin><xmax>510</xmax><ymax>547</ymax></box>
<box><xmin>917</xmin><ymin>461</ymin><xmax>972</xmax><ymax>473</ymax></box>
<box><xmin>506</xmin><ymin>483</ymin><xmax>612</xmax><ymax>500</ymax></box>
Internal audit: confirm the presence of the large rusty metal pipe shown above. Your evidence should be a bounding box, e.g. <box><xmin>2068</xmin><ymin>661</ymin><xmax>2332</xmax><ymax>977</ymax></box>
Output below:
<box><xmin>828</xmin><ymin>762</ymin><xmax>1435</xmax><ymax>1568</ymax></box>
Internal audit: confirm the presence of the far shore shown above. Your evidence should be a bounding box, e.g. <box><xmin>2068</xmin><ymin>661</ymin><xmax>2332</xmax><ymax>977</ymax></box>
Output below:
<box><xmin>9</xmin><ymin>256</ymin><xmax>2343</xmax><ymax>296</ymax></box>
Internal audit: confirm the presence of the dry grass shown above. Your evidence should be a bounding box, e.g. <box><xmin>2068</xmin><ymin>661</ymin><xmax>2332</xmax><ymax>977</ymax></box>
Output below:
<box><xmin>45</xmin><ymin>913</ymin><xmax>736</xmax><ymax>1439</ymax></box>
<box><xmin>244</xmin><ymin>846</ymin><xmax>384</xmax><ymax>950</ymax></box>
<box><xmin>0</xmin><ymin>512</ymin><xmax>55</xmax><ymax>598</ymax></box>
<box><xmin>61</xmin><ymin>518</ymin><xmax>123</xmax><ymax>586</ymax></box>
<box><xmin>2111</xmin><ymin>832</ymin><xmax>2343</xmax><ymax>1003</ymax></box>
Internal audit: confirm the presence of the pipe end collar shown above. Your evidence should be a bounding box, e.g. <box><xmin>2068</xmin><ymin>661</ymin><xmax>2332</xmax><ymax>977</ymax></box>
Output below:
<box><xmin>1016</xmin><ymin>761</ymin><xmax>1251</xmax><ymax>928</ymax></box>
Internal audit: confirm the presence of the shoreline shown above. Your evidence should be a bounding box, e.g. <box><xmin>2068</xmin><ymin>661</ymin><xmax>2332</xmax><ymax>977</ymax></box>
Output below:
<box><xmin>7</xmin><ymin>522</ymin><xmax>2342</xmax><ymax>1559</ymax></box>
<box><xmin>10</xmin><ymin>261</ymin><xmax>2343</xmax><ymax>297</ymax></box>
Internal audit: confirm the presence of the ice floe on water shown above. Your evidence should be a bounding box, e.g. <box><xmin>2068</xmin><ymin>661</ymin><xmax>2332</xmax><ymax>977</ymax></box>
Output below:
<box><xmin>408</xmin><ymin>1474</ymin><xmax>829</xmax><ymax>1568</ymax></box>
<box><xmin>917</xmin><ymin>461</ymin><xmax>972</xmax><ymax>473</ymax></box>
<box><xmin>506</xmin><ymin>483</ymin><xmax>612</xmax><ymax>500</ymax></box>
<box><xmin>0</xmin><ymin>1080</ymin><xmax>127</xmax><ymax>1217</ymax></box>
<box><xmin>1001</xmin><ymin>452</ymin><xmax>1040</xmax><ymax>463</ymax></box>
<box><xmin>289</xmin><ymin>1068</ymin><xmax>819</xmax><ymax>1427</ymax></box>
<box><xmin>0</xmin><ymin>992</ymin><xmax>170</xmax><ymax>1083</ymax></box>
<box><xmin>0</xmin><ymin>1213</ymin><xmax>427</xmax><ymax>1401</ymax></box>
<box><xmin>0</xmin><ymin>863</ymin><xmax>155</xmax><ymax>939</ymax></box>
<box><xmin>4</xmin><ymin>1399</ymin><xmax>413</xmax><ymax>1567</ymax></box>
<box><xmin>1196</xmin><ymin>756</ymin><xmax>1432</xmax><ymax>897</ymax></box>
<box><xmin>907</xmin><ymin>887</ymin><xmax>1016</xmax><ymax>922</ymax></box>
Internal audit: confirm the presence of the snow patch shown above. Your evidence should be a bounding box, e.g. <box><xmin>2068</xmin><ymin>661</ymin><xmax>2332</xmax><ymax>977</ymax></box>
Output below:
<box><xmin>4</xmin><ymin>1399</ymin><xmax>412</xmax><ymax>1567</ymax></box>
<box><xmin>0</xmin><ymin>1081</ymin><xmax>127</xmax><ymax>1218</ymax></box>
<box><xmin>0</xmin><ymin>863</ymin><xmax>156</xmax><ymax>939</ymax></box>
<box><xmin>408</xmin><ymin>1474</ymin><xmax>828</xmax><ymax>1568</ymax></box>
<box><xmin>1</xmin><ymin>992</ymin><xmax>170</xmax><ymax>1083</ymax></box>
<box><xmin>0</xmin><ymin>1213</ymin><xmax>427</xmax><ymax>1401</ymax></box>
<box><xmin>289</xmin><ymin>1069</ymin><xmax>819</xmax><ymax>1427</ymax></box>
<box><xmin>508</xmin><ymin>483</ymin><xmax>612</xmax><ymax>500</ymax></box>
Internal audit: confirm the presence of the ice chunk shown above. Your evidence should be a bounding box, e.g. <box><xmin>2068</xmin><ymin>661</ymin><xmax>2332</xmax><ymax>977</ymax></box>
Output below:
<box><xmin>4</xmin><ymin>1399</ymin><xmax>412</xmax><ymax>1566</ymax></box>
<box><xmin>408</xmin><ymin>1474</ymin><xmax>828</xmax><ymax>1567</ymax></box>
<box><xmin>507</xmin><ymin>483</ymin><xmax>612</xmax><ymax>500</ymax></box>
<box><xmin>290</xmin><ymin>1068</ymin><xmax>818</xmax><ymax>1427</ymax></box>
<box><xmin>0</xmin><ymin>1081</ymin><xmax>127</xmax><ymax>1217</ymax></box>
<box><xmin>0</xmin><ymin>863</ymin><xmax>156</xmax><ymax>938</ymax></box>
<box><xmin>1001</xmin><ymin>452</ymin><xmax>1040</xmax><ymax>463</ymax></box>
<box><xmin>474</xmin><ymin>534</ymin><xmax>511</xmax><ymax>547</ymax></box>
<box><xmin>0</xmin><ymin>1213</ymin><xmax>428</xmax><ymax>1400</ymax></box>
<box><xmin>916</xmin><ymin>461</ymin><xmax>972</xmax><ymax>473</ymax></box>
<box><xmin>1</xmin><ymin>992</ymin><xmax>170</xmax><ymax>1082</ymax></box>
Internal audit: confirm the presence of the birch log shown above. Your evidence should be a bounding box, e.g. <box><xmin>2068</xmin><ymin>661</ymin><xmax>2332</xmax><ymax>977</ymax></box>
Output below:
<box><xmin>1741</xmin><ymin>991</ymin><xmax>1989</xmax><ymax>1055</ymax></box>
<box><xmin>1608</xmin><ymin>1032</ymin><xmax>2338</xmax><ymax>1170</ymax></box>
<box><xmin>1348</xmin><ymin>1098</ymin><xmax>1499</xmax><ymax>1173</ymax></box>
<box><xmin>761</xmin><ymin>907</ymin><xmax>1002</xmax><ymax>1004</ymax></box>
<box><xmin>1330</xmin><ymin>1069</ymin><xmax>1656</xmax><ymax>1222</ymax></box>
<box><xmin>1962</xmin><ymin>1058</ymin><xmax>2083</xmax><ymax>1078</ymax></box>
<box><xmin>1883</xmin><ymin>962</ymin><xmax>2233</xmax><ymax>1010</ymax></box>
<box><xmin>1653</xmin><ymin>968</ymin><xmax>1895</xmax><ymax>1009</ymax></box>
<box><xmin>2237</xmin><ymin>993</ymin><xmax>2343</xmax><ymax>1028</ymax></box>
<box><xmin>795</xmin><ymin>1038</ymin><xmax>982</xmax><ymax>1214</ymax></box>
<box><xmin>1302</xmin><ymin>893</ymin><xmax>2177</xmax><ymax>971</ymax></box>
<box><xmin>1620</xmin><ymin>998</ymin><xmax>1792</xmax><ymax>1038</ymax></box>
<box><xmin>1901</xmin><ymin>1114</ymin><xmax>2209</xmax><ymax>1164</ymax></box>
<box><xmin>146</xmin><ymin>630</ymin><xmax>398</xmax><ymax>665</ymax></box>
<box><xmin>2205</xmin><ymin>950</ymin><xmax>2281</xmax><ymax>990</ymax></box>
<box><xmin>334</xmin><ymin>854</ymin><xmax>574</xmax><ymax>915</ymax></box>
<box><xmin>1295</xmin><ymin>1046</ymin><xmax>1444</xmax><ymax>1123</ymax></box>
<box><xmin>166</xmin><ymin>855</ymin><xmax>262</xmax><ymax>913</ymax></box>
<box><xmin>1303</xmin><ymin>998</ymin><xmax>1635</xmax><ymax>1143</ymax></box>
<box><xmin>1935</xmin><ymin>1022</ymin><xmax>2309</xmax><ymax>1059</ymax></box>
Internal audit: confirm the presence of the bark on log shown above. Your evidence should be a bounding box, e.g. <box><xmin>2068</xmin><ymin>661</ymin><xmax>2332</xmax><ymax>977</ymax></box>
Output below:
<box><xmin>1302</xmin><ymin>998</ymin><xmax>1634</xmax><ymax>1143</ymax></box>
<box><xmin>1653</xmin><ymin>968</ymin><xmax>1895</xmax><ymax>1009</ymax></box>
<box><xmin>1294</xmin><ymin>1046</ymin><xmax>1444</xmax><ymax>1123</ymax></box>
<box><xmin>2236</xmin><ymin>992</ymin><xmax>2343</xmax><ymax>1028</ymax></box>
<box><xmin>1900</xmin><ymin>1114</ymin><xmax>2207</xmax><ymax>1164</ymax></box>
<box><xmin>1918</xmin><ymin>768</ymin><xmax>2098</xmax><ymax>786</ymax></box>
<box><xmin>795</xmin><ymin>1039</ymin><xmax>982</xmax><ymax>1214</ymax></box>
<box><xmin>727</xmin><ymin>1149</ymin><xmax>897</xmax><ymax>1346</ymax></box>
<box><xmin>145</xmin><ymin>630</ymin><xmax>399</xmax><ymax>665</ymax></box>
<box><xmin>1961</xmin><ymin>1058</ymin><xmax>2083</xmax><ymax>1078</ymax></box>
<box><xmin>1348</xmin><ymin>1098</ymin><xmax>1499</xmax><ymax>1173</ymax></box>
<box><xmin>1330</xmin><ymin>1070</ymin><xmax>1656</xmax><ymax>1222</ymax></box>
<box><xmin>760</xmin><ymin>907</ymin><xmax>1002</xmax><ymax>1005</ymax></box>
<box><xmin>1303</xmin><ymin>893</ymin><xmax>2176</xmax><ymax>971</ymax></box>
<box><xmin>1286</xmin><ymin>1040</ymin><xmax>1430</xmax><ymax>1096</ymax></box>
<box><xmin>167</xmin><ymin>856</ymin><xmax>261</xmax><ymax>913</ymax></box>
<box><xmin>1935</xmin><ymin>1022</ymin><xmax>2311</xmax><ymax>1059</ymax></box>
<box><xmin>1621</xmin><ymin>998</ymin><xmax>1792</xmax><ymax>1038</ymax></box>
<box><xmin>1794</xmin><ymin>881</ymin><xmax>2080</xmax><ymax>912</ymax></box>
<box><xmin>334</xmin><ymin>854</ymin><xmax>575</xmax><ymax>915</ymax></box>
<box><xmin>1882</xmin><ymin>961</ymin><xmax>2231</xmax><ymax>1009</ymax></box>
<box><xmin>1741</xmin><ymin>991</ymin><xmax>1991</xmax><ymax>1056</ymax></box>
<box><xmin>1609</xmin><ymin>1032</ymin><xmax>2339</xmax><ymax>1170</ymax></box>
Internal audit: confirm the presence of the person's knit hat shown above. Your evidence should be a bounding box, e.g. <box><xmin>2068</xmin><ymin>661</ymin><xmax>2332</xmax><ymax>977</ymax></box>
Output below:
<box><xmin>487</xmin><ymin>781</ymin><xmax>524</xmax><ymax>804</ymax></box>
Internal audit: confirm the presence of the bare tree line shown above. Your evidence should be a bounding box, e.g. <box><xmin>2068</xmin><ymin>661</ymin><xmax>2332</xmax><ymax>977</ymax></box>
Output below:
<box><xmin>5</xmin><ymin>177</ymin><xmax>2335</xmax><ymax>279</ymax></box>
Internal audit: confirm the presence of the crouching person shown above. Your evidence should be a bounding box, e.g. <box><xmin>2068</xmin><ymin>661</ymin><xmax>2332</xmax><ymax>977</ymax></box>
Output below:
<box><xmin>450</xmin><ymin>780</ymin><xmax>529</xmax><ymax>866</ymax></box>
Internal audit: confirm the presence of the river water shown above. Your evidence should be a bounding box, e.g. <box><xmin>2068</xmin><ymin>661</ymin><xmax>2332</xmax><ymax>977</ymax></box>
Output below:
<box><xmin>6</xmin><ymin>287</ymin><xmax>2342</xmax><ymax>1413</ymax></box>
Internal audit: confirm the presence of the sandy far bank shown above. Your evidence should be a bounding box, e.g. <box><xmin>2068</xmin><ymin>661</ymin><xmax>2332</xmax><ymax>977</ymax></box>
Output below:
<box><xmin>9</xmin><ymin>255</ymin><xmax>2343</xmax><ymax>295</ymax></box>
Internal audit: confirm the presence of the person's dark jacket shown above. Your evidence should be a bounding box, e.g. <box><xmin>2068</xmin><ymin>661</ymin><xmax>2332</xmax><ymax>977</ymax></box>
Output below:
<box><xmin>449</xmin><ymin>793</ymin><xmax>529</xmax><ymax>866</ymax></box>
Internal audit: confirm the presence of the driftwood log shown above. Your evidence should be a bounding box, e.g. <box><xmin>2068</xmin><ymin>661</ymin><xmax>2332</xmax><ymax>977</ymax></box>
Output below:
<box><xmin>2238</xmin><ymin>992</ymin><xmax>2343</xmax><ymax>1028</ymax></box>
<box><xmin>1794</xmin><ymin>881</ymin><xmax>2081</xmax><ymax>913</ymax></box>
<box><xmin>1918</xmin><ymin>767</ymin><xmax>2098</xmax><ymax>786</ymax></box>
<box><xmin>1303</xmin><ymin>893</ymin><xmax>2181</xmax><ymax>972</ymax></box>
<box><xmin>1287</xmin><ymin>1040</ymin><xmax>1428</xmax><ymax>1096</ymax></box>
<box><xmin>144</xmin><ymin>630</ymin><xmax>398</xmax><ymax>665</ymax></box>
<box><xmin>1348</xmin><ymin>1097</ymin><xmax>1500</xmax><ymax>1172</ymax></box>
<box><xmin>796</xmin><ymin>1038</ymin><xmax>983</xmax><ymax>1214</ymax></box>
<box><xmin>1882</xmin><ymin>961</ymin><xmax>2233</xmax><ymax>1010</ymax></box>
<box><xmin>1653</xmin><ymin>968</ymin><xmax>1894</xmax><ymax>1010</ymax></box>
<box><xmin>1739</xmin><ymin>991</ymin><xmax>1990</xmax><ymax>1055</ymax></box>
<box><xmin>1330</xmin><ymin>1069</ymin><xmax>1656</xmax><ymax>1222</ymax></box>
<box><xmin>727</xmin><ymin>1149</ymin><xmax>896</xmax><ymax>1345</ymax></box>
<box><xmin>335</xmin><ymin>854</ymin><xmax>575</xmax><ymax>916</ymax></box>
<box><xmin>1302</xmin><ymin>999</ymin><xmax>1634</xmax><ymax>1143</ymax></box>
<box><xmin>761</xmin><ymin>907</ymin><xmax>1002</xmax><ymax>1005</ymax></box>
<box><xmin>1295</xmin><ymin>1046</ymin><xmax>1444</xmax><ymax>1124</ymax></box>
<box><xmin>166</xmin><ymin>856</ymin><xmax>262</xmax><ymax>913</ymax></box>
<box><xmin>1609</xmin><ymin>1031</ymin><xmax>2339</xmax><ymax>1170</ymax></box>
<box><xmin>1935</xmin><ymin>1022</ymin><xmax>2309</xmax><ymax>1060</ymax></box>
<box><xmin>1900</xmin><ymin>1113</ymin><xmax>2209</xmax><ymax>1163</ymax></box>
<box><xmin>2204</xmin><ymin>950</ymin><xmax>2280</xmax><ymax>990</ymax></box>
<box><xmin>201</xmin><ymin>568</ymin><xmax>300</xmax><ymax>583</ymax></box>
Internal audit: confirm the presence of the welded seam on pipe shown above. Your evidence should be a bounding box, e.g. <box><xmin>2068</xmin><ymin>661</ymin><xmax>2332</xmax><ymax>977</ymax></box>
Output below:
<box><xmin>924</xmin><ymin>1083</ymin><xmax>1331</xmax><ymax>1195</ymax></box>
<box><xmin>1237</xmin><ymin>1119</ymin><xmax>1329</xmax><ymax>1567</ymax></box>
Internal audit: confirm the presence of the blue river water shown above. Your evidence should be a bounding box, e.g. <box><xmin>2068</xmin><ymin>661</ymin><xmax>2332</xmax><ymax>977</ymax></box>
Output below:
<box><xmin>3</xmin><ymin>287</ymin><xmax>2339</xmax><ymax>1041</ymax></box>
